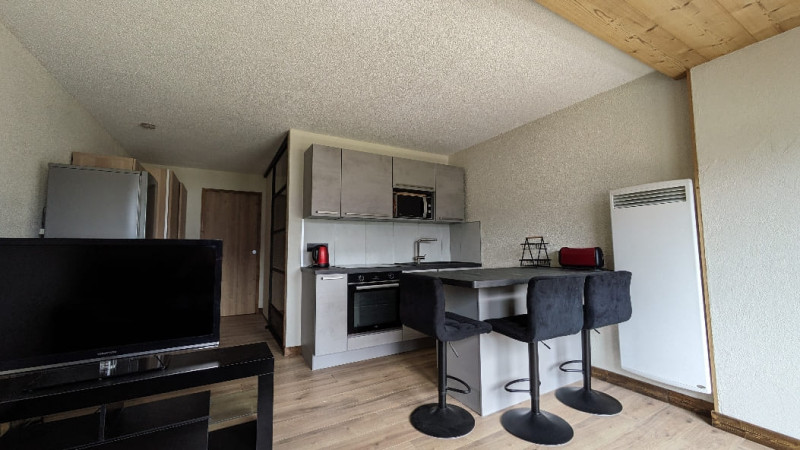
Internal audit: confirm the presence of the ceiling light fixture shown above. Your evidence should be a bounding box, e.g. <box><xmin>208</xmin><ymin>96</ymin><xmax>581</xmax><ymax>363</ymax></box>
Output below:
<box><xmin>139</xmin><ymin>122</ymin><xmax>156</xmax><ymax>130</ymax></box>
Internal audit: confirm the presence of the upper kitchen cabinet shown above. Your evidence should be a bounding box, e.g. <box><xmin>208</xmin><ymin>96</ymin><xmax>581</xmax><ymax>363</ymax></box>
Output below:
<box><xmin>341</xmin><ymin>149</ymin><xmax>393</xmax><ymax>219</ymax></box>
<box><xmin>434</xmin><ymin>165</ymin><xmax>466</xmax><ymax>222</ymax></box>
<box><xmin>303</xmin><ymin>144</ymin><xmax>342</xmax><ymax>219</ymax></box>
<box><xmin>392</xmin><ymin>157</ymin><xmax>435</xmax><ymax>191</ymax></box>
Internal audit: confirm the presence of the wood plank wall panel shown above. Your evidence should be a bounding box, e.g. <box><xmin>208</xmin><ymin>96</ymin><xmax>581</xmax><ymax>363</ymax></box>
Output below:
<box><xmin>535</xmin><ymin>0</ymin><xmax>696</xmax><ymax>78</ymax></box>
<box><xmin>630</xmin><ymin>0</ymin><xmax>757</xmax><ymax>60</ymax></box>
<box><xmin>535</xmin><ymin>0</ymin><xmax>800</xmax><ymax>78</ymax></box>
<box><xmin>717</xmin><ymin>0</ymin><xmax>800</xmax><ymax>39</ymax></box>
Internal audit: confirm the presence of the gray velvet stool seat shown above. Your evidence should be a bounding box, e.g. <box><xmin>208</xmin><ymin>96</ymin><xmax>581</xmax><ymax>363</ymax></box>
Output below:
<box><xmin>556</xmin><ymin>271</ymin><xmax>632</xmax><ymax>415</ymax></box>
<box><xmin>399</xmin><ymin>273</ymin><xmax>492</xmax><ymax>439</ymax></box>
<box><xmin>485</xmin><ymin>276</ymin><xmax>585</xmax><ymax>446</ymax></box>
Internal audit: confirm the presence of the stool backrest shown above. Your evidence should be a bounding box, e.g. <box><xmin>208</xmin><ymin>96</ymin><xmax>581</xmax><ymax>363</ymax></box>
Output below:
<box><xmin>584</xmin><ymin>271</ymin><xmax>632</xmax><ymax>329</ymax></box>
<box><xmin>399</xmin><ymin>273</ymin><xmax>445</xmax><ymax>340</ymax></box>
<box><xmin>527</xmin><ymin>276</ymin><xmax>585</xmax><ymax>342</ymax></box>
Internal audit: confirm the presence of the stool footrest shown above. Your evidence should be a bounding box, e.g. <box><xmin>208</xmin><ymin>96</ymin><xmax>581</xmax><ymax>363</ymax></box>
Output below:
<box><xmin>446</xmin><ymin>375</ymin><xmax>471</xmax><ymax>395</ymax></box>
<box><xmin>504</xmin><ymin>378</ymin><xmax>541</xmax><ymax>393</ymax></box>
<box><xmin>558</xmin><ymin>359</ymin><xmax>583</xmax><ymax>373</ymax></box>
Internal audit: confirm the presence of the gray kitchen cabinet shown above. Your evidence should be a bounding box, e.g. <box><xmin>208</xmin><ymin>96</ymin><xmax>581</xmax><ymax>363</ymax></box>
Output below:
<box><xmin>434</xmin><ymin>164</ymin><xmax>466</xmax><ymax>222</ymax></box>
<box><xmin>341</xmin><ymin>149</ymin><xmax>393</xmax><ymax>219</ymax></box>
<box><xmin>393</xmin><ymin>157</ymin><xmax>435</xmax><ymax>191</ymax></box>
<box><xmin>301</xmin><ymin>272</ymin><xmax>348</xmax><ymax>361</ymax></box>
<box><xmin>303</xmin><ymin>144</ymin><xmax>342</xmax><ymax>219</ymax></box>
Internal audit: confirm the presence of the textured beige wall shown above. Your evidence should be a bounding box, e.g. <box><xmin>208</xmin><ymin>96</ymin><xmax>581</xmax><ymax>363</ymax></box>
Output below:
<box><xmin>451</xmin><ymin>72</ymin><xmax>693</xmax><ymax>267</ymax></box>
<box><xmin>0</xmin><ymin>22</ymin><xmax>126</xmax><ymax>237</ymax></box>
<box><xmin>691</xmin><ymin>28</ymin><xmax>800</xmax><ymax>438</ymax></box>
<box><xmin>450</xmin><ymin>71</ymin><xmax>704</xmax><ymax>397</ymax></box>
<box><xmin>143</xmin><ymin>164</ymin><xmax>268</xmax><ymax>308</ymax></box>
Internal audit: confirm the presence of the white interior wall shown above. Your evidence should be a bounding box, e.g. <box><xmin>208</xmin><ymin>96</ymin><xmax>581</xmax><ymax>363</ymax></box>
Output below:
<box><xmin>0</xmin><ymin>21</ymin><xmax>126</xmax><ymax>237</ymax></box>
<box><xmin>450</xmin><ymin>72</ymin><xmax>707</xmax><ymax>399</ymax></box>
<box><xmin>691</xmin><ymin>28</ymin><xmax>800</xmax><ymax>439</ymax></box>
<box><xmin>284</xmin><ymin>129</ymin><xmax>450</xmax><ymax>347</ymax></box>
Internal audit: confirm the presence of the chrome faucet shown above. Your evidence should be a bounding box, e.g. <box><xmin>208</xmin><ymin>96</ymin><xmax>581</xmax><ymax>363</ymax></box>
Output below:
<box><xmin>413</xmin><ymin>238</ymin><xmax>438</xmax><ymax>265</ymax></box>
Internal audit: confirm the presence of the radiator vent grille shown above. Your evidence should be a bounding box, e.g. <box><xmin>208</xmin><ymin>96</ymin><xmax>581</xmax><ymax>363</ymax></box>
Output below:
<box><xmin>613</xmin><ymin>186</ymin><xmax>687</xmax><ymax>208</ymax></box>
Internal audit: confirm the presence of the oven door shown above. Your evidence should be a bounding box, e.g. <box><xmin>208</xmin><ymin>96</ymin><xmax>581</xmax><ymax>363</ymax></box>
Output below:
<box><xmin>347</xmin><ymin>283</ymin><xmax>401</xmax><ymax>334</ymax></box>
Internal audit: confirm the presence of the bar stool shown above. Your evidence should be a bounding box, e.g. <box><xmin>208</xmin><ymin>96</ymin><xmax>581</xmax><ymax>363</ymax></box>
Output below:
<box><xmin>485</xmin><ymin>276</ymin><xmax>585</xmax><ymax>446</ymax></box>
<box><xmin>399</xmin><ymin>273</ymin><xmax>492</xmax><ymax>439</ymax></box>
<box><xmin>556</xmin><ymin>271</ymin><xmax>632</xmax><ymax>415</ymax></box>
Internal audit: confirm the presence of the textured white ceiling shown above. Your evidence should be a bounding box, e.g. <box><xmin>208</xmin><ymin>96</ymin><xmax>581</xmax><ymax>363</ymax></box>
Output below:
<box><xmin>0</xmin><ymin>1</ymin><xmax>652</xmax><ymax>174</ymax></box>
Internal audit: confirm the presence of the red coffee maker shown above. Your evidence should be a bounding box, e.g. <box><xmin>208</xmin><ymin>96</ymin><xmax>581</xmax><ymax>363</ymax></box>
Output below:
<box><xmin>311</xmin><ymin>244</ymin><xmax>329</xmax><ymax>268</ymax></box>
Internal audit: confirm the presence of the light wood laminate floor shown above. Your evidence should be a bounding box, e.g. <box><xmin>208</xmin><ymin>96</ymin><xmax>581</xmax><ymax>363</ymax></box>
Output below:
<box><xmin>219</xmin><ymin>314</ymin><xmax>765</xmax><ymax>449</ymax></box>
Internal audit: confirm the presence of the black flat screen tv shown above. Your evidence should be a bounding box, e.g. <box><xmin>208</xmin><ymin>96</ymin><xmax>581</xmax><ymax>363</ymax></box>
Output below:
<box><xmin>0</xmin><ymin>238</ymin><xmax>222</xmax><ymax>376</ymax></box>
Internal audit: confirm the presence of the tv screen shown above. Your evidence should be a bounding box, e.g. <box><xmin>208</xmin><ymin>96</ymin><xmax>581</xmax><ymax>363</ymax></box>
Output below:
<box><xmin>0</xmin><ymin>238</ymin><xmax>222</xmax><ymax>375</ymax></box>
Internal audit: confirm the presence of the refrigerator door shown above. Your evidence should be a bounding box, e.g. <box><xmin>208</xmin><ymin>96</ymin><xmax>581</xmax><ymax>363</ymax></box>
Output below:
<box><xmin>44</xmin><ymin>164</ymin><xmax>147</xmax><ymax>238</ymax></box>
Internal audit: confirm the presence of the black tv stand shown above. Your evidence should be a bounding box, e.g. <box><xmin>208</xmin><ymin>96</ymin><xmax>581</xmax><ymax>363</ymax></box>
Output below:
<box><xmin>0</xmin><ymin>343</ymin><xmax>274</xmax><ymax>449</ymax></box>
<box><xmin>16</xmin><ymin>354</ymin><xmax>167</xmax><ymax>393</ymax></box>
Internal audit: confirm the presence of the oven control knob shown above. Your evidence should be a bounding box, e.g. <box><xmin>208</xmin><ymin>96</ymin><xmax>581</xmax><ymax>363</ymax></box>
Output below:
<box><xmin>387</xmin><ymin>273</ymin><xmax>395</xmax><ymax>280</ymax></box>
<box><xmin>357</xmin><ymin>274</ymin><xmax>365</xmax><ymax>282</ymax></box>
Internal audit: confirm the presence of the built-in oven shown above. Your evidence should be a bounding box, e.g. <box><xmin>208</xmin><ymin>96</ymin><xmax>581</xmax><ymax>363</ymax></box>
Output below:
<box><xmin>347</xmin><ymin>271</ymin><xmax>401</xmax><ymax>334</ymax></box>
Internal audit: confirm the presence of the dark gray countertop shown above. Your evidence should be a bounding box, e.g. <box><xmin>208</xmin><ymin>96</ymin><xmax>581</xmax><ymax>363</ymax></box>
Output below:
<box><xmin>422</xmin><ymin>266</ymin><xmax>607</xmax><ymax>288</ymax></box>
<box><xmin>301</xmin><ymin>261</ymin><xmax>482</xmax><ymax>275</ymax></box>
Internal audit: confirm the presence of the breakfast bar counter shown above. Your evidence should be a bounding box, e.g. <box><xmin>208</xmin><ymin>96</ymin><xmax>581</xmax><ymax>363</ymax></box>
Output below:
<box><xmin>420</xmin><ymin>267</ymin><xmax>601</xmax><ymax>416</ymax></box>
<box><xmin>424</xmin><ymin>266</ymin><xmax>592</xmax><ymax>289</ymax></box>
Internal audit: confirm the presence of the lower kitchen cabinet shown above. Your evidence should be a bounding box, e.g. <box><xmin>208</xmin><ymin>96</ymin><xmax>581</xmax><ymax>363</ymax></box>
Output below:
<box><xmin>301</xmin><ymin>272</ymin><xmax>348</xmax><ymax>359</ymax></box>
<box><xmin>301</xmin><ymin>269</ymin><xmax>432</xmax><ymax>370</ymax></box>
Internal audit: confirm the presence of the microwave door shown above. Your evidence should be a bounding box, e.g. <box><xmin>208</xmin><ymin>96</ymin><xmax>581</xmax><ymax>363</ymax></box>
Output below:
<box><xmin>395</xmin><ymin>193</ymin><xmax>429</xmax><ymax>218</ymax></box>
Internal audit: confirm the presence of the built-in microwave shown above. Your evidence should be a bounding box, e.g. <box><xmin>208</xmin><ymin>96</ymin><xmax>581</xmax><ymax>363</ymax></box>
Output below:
<box><xmin>393</xmin><ymin>189</ymin><xmax>433</xmax><ymax>220</ymax></box>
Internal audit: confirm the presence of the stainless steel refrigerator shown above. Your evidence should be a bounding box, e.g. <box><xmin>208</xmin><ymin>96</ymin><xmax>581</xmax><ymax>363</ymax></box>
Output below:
<box><xmin>43</xmin><ymin>164</ymin><xmax>156</xmax><ymax>238</ymax></box>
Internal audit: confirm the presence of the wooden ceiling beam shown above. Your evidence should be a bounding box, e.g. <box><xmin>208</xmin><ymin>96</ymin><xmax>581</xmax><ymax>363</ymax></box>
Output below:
<box><xmin>627</xmin><ymin>0</ymin><xmax>757</xmax><ymax>60</ymax></box>
<box><xmin>719</xmin><ymin>0</ymin><xmax>800</xmax><ymax>40</ymax></box>
<box><xmin>535</xmin><ymin>0</ymin><xmax>800</xmax><ymax>79</ymax></box>
<box><xmin>536</xmin><ymin>0</ymin><xmax>706</xmax><ymax>79</ymax></box>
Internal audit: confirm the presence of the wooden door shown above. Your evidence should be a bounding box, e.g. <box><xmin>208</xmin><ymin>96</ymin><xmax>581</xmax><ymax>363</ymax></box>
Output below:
<box><xmin>201</xmin><ymin>189</ymin><xmax>262</xmax><ymax>316</ymax></box>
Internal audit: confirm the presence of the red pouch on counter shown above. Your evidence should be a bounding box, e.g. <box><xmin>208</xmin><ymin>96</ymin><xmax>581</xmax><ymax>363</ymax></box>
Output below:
<box><xmin>558</xmin><ymin>247</ymin><xmax>604</xmax><ymax>269</ymax></box>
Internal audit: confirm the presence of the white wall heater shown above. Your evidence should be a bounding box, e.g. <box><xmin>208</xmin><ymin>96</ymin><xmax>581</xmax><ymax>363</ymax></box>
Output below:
<box><xmin>610</xmin><ymin>179</ymin><xmax>711</xmax><ymax>394</ymax></box>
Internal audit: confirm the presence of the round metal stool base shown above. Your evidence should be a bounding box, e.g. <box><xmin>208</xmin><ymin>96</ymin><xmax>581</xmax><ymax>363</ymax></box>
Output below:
<box><xmin>555</xmin><ymin>386</ymin><xmax>623</xmax><ymax>416</ymax></box>
<box><xmin>409</xmin><ymin>404</ymin><xmax>475</xmax><ymax>439</ymax></box>
<box><xmin>500</xmin><ymin>408</ymin><xmax>573</xmax><ymax>446</ymax></box>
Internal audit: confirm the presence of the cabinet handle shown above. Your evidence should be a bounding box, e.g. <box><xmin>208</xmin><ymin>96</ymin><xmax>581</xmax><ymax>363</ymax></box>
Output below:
<box><xmin>344</xmin><ymin>212</ymin><xmax>391</xmax><ymax>218</ymax></box>
<box><xmin>354</xmin><ymin>283</ymin><xmax>400</xmax><ymax>290</ymax></box>
<box><xmin>315</xmin><ymin>210</ymin><xmax>340</xmax><ymax>215</ymax></box>
<box><xmin>320</xmin><ymin>275</ymin><xmax>345</xmax><ymax>280</ymax></box>
<box><xmin>438</xmin><ymin>217</ymin><xmax>464</xmax><ymax>221</ymax></box>
<box><xmin>395</xmin><ymin>183</ymin><xmax>434</xmax><ymax>191</ymax></box>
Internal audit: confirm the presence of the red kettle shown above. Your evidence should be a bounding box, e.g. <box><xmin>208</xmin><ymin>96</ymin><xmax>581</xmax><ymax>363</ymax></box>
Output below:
<box><xmin>312</xmin><ymin>245</ymin><xmax>329</xmax><ymax>268</ymax></box>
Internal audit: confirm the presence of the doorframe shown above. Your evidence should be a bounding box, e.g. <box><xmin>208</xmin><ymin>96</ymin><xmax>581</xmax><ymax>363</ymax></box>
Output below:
<box><xmin>263</xmin><ymin>135</ymin><xmax>288</xmax><ymax>350</ymax></box>
<box><xmin>200</xmin><ymin>187</ymin><xmax>263</xmax><ymax>316</ymax></box>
